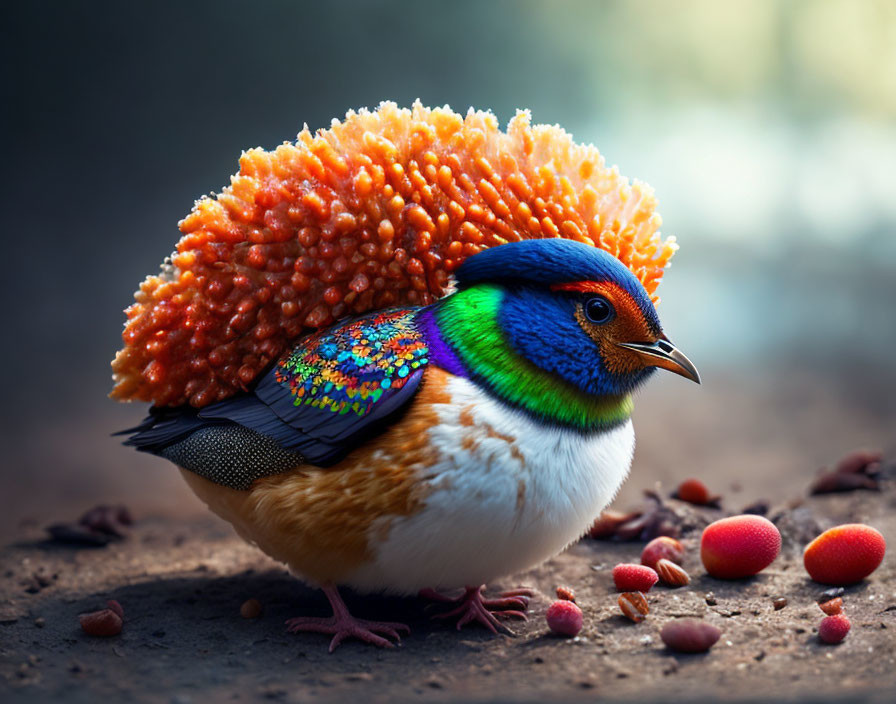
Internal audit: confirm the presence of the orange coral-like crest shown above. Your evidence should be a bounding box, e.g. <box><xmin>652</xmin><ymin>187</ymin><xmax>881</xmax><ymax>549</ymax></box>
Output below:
<box><xmin>112</xmin><ymin>101</ymin><xmax>677</xmax><ymax>407</ymax></box>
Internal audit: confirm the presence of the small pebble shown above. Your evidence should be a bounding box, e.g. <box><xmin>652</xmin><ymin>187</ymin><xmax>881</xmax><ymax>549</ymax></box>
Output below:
<box><xmin>660</xmin><ymin>619</ymin><xmax>722</xmax><ymax>653</ymax></box>
<box><xmin>817</xmin><ymin>587</ymin><xmax>845</xmax><ymax>603</ymax></box>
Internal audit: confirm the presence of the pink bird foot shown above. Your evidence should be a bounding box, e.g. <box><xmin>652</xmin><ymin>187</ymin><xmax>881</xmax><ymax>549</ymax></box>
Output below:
<box><xmin>420</xmin><ymin>585</ymin><xmax>534</xmax><ymax>633</ymax></box>
<box><xmin>285</xmin><ymin>583</ymin><xmax>410</xmax><ymax>653</ymax></box>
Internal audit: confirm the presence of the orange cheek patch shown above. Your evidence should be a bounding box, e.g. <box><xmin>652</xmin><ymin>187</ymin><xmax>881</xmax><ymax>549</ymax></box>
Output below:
<box><xmin>555</xmin><ymin>280</ymin><xmax>658</xmax><ymax>375</ymax></box>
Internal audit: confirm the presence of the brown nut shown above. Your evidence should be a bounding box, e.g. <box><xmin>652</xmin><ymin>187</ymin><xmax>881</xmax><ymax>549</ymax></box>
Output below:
<box><xmin>655</xmin><ymin>558</ymin><xmax>690</xmax><ymax>587</ymax></box>
<box><xmin>660</xmin><ymin>619</ymin><xmax>721</xmax><ymax>653</ymax></box>
<box><xmin>618</xmin><ymin>591</ymin><xmax>649</xmax><ymax>622</ymax></box>
<box><xmin>240</xmin><ymin>598</ymin><xmax>263</xmax><ymax>619</ymax></box>
<box><xmin>588</xmin><ymin>510</ymin><xmax>641</xmax><ymax>539</ymax></box>
<box><xmin>79</xmin><ymin>608</ymin><xmax>123</xmax><ymax>637</ymax></box>
<box><xmin>555</xmin><ymin>586</ymin><xmax>576</xmax><ymax>602</ymax></box>
<box><xmin>106</xmin><ymin>600</ymin><xmax>124</xmax><ymax>619</ymax></box>
<box><xmin>818</xmin><ymin>597</ymin><xmax>843</xmax><ymax>616</ymax></box>
<box><xmin>772</xmin><ymin>596</ymin><xmax>788</xmax><ymax>610</ymax></box>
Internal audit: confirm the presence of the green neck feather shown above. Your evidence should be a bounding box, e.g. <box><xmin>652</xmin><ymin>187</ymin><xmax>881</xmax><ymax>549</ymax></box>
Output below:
<box><xmin>434</xmin><ymin>285</ymin><xmax>633</xmax><ymax>431</ymax></box>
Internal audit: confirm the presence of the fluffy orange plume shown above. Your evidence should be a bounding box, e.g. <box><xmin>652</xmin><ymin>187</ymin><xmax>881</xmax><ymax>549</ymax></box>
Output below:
<box><xmin>111</xmin><ymin>101</ymin><xmax>677</xmax><ymax>407</ymax></box>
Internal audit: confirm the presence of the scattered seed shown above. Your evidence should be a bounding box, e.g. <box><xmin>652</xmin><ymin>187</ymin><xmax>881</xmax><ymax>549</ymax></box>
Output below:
<box><xmin>79</xmin><ymin>608</ymin><xmax>123</xmax><ymax>637</ymax></box>
<box><xmin>587</xmin><ymin>510</ymin><xmax>641</xmax><ymax>539</ymax></box>
<box><xmin>618</xmin><ymin>592</ymin><xmax>649</xmax><ymax>623</ymax></box>
<box><xmin>655</xmin><ymin>559</ymin><xmax>690</xmax><ymax>587</ymax></box>
<box><xmin>240</xmin><ymin>598</ymin><xmax>263</xmax><ymax>619</ymax></box>
<box><xmin>772</xmin><ymin>597</ymin><xmax>788</xmax><ymax>610</ymax></box>
<box><xmin>555</xmin><ymin>586</ymin><xmax>576</xmax><ymax>602</ymax></box>
<box><xmin>819</xmin><ymin>598</ymin><xmax>843</xmax><ymax>616</ymax></box>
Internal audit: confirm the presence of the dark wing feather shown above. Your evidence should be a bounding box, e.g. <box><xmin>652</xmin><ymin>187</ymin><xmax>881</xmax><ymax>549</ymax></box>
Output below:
<box><xmin>121</xmin><ymin>407</ymin><xmax>228</xmax><ymax>452</ymax></box>
<box><xmin>121</xmin><ymin>307</ymin><xmax>430</xmax><ymax>472</ymax></box>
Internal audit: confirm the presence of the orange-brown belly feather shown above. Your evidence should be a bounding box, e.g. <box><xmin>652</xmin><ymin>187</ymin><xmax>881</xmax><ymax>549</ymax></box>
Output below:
<box><xmin>180</xmin><ymin>368</ymin><xmax>453</xmax><ymax>584</ymax></box>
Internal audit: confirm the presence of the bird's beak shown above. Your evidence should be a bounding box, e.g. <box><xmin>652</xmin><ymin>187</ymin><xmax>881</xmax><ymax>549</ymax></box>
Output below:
<box><xmin>616</xmin><ymin>338</ymin><xmax>701</xmax><ymax>384</ymax></box>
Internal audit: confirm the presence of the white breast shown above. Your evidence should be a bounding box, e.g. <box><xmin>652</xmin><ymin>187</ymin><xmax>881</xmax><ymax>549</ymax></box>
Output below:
<box><xmin>345</xmin><ymin>375</ymin><xmax>635</xmax><ymax>594</ymax></box>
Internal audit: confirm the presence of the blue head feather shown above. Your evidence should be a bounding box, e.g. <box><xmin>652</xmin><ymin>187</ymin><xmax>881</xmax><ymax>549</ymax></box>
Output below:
<box><xmin>455</xmin><ymin>239</ymin><xmax>660</xmax><ymax>331</ymax></box>
<box><xmin>497</xmin><ymin>286</ymin><xmax>655</xmax><ymax>396</ymax></box>
<box><xmin>452</xmin><ymin>239</ymin><xmax>663</xmax><ymax>398</ymax></box>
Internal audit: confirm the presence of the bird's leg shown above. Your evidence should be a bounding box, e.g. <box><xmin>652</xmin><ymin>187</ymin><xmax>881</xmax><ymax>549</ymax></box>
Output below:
<box><xmin>420</xmin><ymin>585</ymin><xmax>533</xmax><ymax>634</ymax></box>
<box><xmin>285</xmin><ymin>582</ymin><xmax>410</xmax><ymax>653</ymax></box>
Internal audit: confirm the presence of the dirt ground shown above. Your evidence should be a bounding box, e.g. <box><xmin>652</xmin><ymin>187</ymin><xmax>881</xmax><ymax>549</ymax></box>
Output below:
<box><xmin>1</xmin><ymin>460</ymin><xmax>894</xmax><ymax>704</ymax></box>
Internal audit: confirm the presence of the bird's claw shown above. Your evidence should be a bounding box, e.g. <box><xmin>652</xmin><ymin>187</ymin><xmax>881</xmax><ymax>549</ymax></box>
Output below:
<box><xmin>422</xmin><ymin>585</ymin><xmax>533</xmax><ymax>634</ymax></box>
<box><xmin>285</xmin><ymin>615</ymin><xmax>410</xmax><ymax>653</ymax></box>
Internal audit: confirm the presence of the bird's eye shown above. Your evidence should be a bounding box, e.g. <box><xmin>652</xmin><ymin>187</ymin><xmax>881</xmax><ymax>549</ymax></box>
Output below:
<box><xmin>584</xmin><ymin>296</ymin><xmax>614</xmax><ymax>324</ymax></box>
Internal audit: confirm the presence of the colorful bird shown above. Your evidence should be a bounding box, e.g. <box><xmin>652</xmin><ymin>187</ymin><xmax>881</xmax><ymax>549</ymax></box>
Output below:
<box><xmin>114</xmin><ymin>103</ymin><xmax>697</xmax><ymax>651</ymax></box>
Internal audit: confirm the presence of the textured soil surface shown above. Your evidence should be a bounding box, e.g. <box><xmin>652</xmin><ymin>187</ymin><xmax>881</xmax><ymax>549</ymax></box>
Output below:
<box><xmin>2</xmin><ymin>468</ymin><xmax>895</xmax><ymax>703</ymax></box>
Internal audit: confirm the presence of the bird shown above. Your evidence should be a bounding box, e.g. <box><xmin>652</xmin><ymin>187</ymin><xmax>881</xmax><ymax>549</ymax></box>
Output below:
<box><xmin>122</xmin><ymin>238</ymin><xmax>698</xmax><ymax>651</ymax></box>
<box><xmin>113</xmin><ymin>102</ymin><xmax>696</xmax><ymax>651</ymax></box>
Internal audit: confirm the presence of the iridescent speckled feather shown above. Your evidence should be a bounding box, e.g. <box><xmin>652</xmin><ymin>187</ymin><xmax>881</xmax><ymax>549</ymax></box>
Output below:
<box><xmin>273</xmin><ymin>309</ymin><xmax>429</xmax><ymax>417</ymax></box>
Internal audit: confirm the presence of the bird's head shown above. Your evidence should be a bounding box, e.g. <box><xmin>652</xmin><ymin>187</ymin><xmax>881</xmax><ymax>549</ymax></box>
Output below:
<box><xmin>448</xmin><ymin>239</ymin><xmax>699</xmax><ymax>400</ymax></box>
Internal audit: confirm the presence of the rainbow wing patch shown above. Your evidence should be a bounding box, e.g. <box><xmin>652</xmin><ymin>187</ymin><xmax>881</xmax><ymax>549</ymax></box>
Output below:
<box><xmin>272</xmin><ymin>308</ymin><xmax>429</xmax><ymax>418</ymax></box>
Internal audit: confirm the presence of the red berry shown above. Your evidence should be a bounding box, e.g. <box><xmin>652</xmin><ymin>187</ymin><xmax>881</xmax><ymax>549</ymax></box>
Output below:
<box><xmin>612</xmin><ymin>563</ymin><xmax>659</xmax><ymax>593</ymax></box>
<box><xmin>676</xmin><ymin>478</ymin><xmax>711</xmax><ymax>505</ymax></box>
<box><xmin>641</xmin><ymin>536</ymin><xmax>685</xmax><ymax>570</ymax></box>
<box><xmin>818</xmin><ymin>614</ymin><xmax>850</xmax><ymax>644</ymax></box>
<box><xmin>546</xmin><ymin>600</ymin><xmax>583</xmax><ymax>637</ymax></box>
<box><xmin>803</xmin><ymin>524</ymin><xmax>886</xmax><ymax>586</ymax></box>
<box><xmin>700</xmin><ymin>515</ymin><xmax>781</xmax><ymax>579</ymax></box>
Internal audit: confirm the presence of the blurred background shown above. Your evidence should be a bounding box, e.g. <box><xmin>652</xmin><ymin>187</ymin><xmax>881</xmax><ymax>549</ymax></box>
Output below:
<box><xmin>2</xmin><ymin>0</ymin><xmax>894</xmax><ymax>540</ymax></box>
